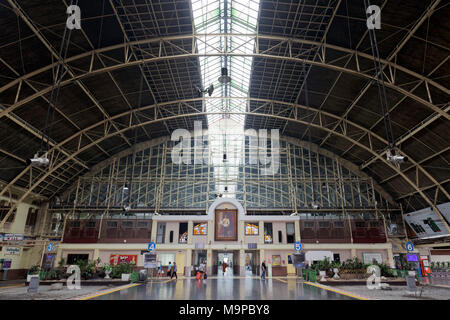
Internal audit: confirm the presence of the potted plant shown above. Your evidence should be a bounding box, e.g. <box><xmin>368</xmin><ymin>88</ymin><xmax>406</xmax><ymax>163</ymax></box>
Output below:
<box><xmin>317</xmin><ymin>257</ymin><xmax>331</xmax><ymax>281</ymax></box>
<box><xmin>103</xmin><ymin>264</ymin><xmax>112</xmax><ymax>279</ymax></box>
<box><xmin>331</xmin><ymin>261</ymin><xmax>340</xmax><ymax>279</ymax></box>
<box><xmin>119</xmin><ymin>262</ymin><xmax>134</xmax><ymax>281</ymax></box>
<box><xmin>27</xmin><ymin>265</ymin><xmax>41</xmax><ymax>282</ymax></box>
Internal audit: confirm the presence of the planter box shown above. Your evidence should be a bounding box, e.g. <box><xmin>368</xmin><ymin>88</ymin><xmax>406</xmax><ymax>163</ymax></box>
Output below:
<box><xmin>27</xmin><ymin>274</ymin><xmax>39</xmax><ymax>282</ymax></box>
<box><xmin>121</xmin><ymin>274</ymin><xmax>130</xmax><ymax>281</ymax></box>
<box><xmin>339</xmin><ymin>273</ymin><xmax>370</xmax><ymax>280</ymax></box>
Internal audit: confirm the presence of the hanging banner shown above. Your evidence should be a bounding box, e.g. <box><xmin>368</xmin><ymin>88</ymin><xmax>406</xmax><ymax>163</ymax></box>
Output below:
<box><xmin>109</xmin><ymin>254</ymin><xmax>137</xmax><ymax>265</ymax></box>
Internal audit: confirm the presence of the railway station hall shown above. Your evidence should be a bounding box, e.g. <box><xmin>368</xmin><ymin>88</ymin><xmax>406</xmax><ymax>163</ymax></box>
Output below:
<box><xmin>0</xmin><ymin>0</ymin><xmax>449</xmax><ymax>303</ymax></box>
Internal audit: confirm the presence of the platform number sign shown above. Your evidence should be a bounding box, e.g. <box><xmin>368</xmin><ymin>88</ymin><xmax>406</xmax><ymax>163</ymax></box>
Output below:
<box><xmin>148</xmin><ymin>241</ymin><xmax>156</xmax><ymax>252</ymax></box>
<box><xmin>47</xmin><ymin>242</ymin><xmax>53</xmax><ymax>252</ymax></box>
<box><xmin>405</xmin><ymin>241</ymin><xmax>414</xmax><ymax>252</ymax></box>
<box><xmin>294</xmin><ymin>242</ymin><xmax>302</xmax><ymax>251</ymax></box>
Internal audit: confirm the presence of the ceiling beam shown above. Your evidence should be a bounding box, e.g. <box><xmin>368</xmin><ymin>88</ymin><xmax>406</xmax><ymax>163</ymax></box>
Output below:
<box><xmin>1</xmin><ymin>97</ymin><xmax>448</xmax><ymax>231</ymax></box>
<box><xmin>7</xmin><ymin>0</ymin><xmax>131</xmax><ymax>148</ymax></box>
<box><xmin>1</xmin><ymin>35</ymin><xmax>448</xmax><ymax>122</ymax></box>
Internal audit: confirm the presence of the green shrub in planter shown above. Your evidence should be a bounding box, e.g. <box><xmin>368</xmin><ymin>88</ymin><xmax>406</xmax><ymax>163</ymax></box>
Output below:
<box><xmin>110</xmin><ymin>262</ymin><xmax>135</xmax><ymax>279</ymax></box>
<box><xmin>27</xmin><ymin>265</ymin><xmax>40</xmax><ymax>275</ymax></box>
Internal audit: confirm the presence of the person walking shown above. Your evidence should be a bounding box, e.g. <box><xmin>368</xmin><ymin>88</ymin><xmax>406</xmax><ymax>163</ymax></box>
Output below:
<box><xmin>199</xmin><ymin>260</ymin><xmax>206</xmax><ymax>280</ymax></box>
<box><xmin>222</xmin><ymin>261</ymin><xmax>227</xmax><ymax>276</ymax></box>
<box><xmin>261</xmin><ymin>260</ymin><xmax>267</xmax><ymax>280</ymax></box>
<box><xmin>171</xmin><ymin>262</ymin><xmax>178</xmax><ymax>279</ymax></box>
<box><xmin>168</xmin><ymin>261</ymin><xmax>173</xmax><ymax>277</ymax></box>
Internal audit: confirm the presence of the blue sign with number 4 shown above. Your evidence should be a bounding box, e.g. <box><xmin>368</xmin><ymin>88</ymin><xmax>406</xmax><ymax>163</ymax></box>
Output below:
<box><xmin>148</xmin><ymin>242</ymin><xmax>156</xmax><ymax>252</ymax></box>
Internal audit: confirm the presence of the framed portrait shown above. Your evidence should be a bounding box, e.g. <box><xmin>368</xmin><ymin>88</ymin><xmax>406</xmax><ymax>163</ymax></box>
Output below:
<box><xmin>215</xmin><ymin>210</ymin><xmax>238</xmax><ymax>241</ymax></box>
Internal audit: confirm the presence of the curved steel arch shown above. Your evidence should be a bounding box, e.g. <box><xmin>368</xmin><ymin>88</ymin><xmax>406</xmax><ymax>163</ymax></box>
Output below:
<box><xmin>0</xmin><ymin>35</ymin><xmax>448</xmax><ymax>121</ymax></box>
<box><xmin>2</xmin><ymin>96</ymin><xmax>446</xmax><ymax>204</ymax></box>
<box><xmin>1</xmin><ymin>105</ymin><xmax>448</xmax><ymax>231</ymax></box>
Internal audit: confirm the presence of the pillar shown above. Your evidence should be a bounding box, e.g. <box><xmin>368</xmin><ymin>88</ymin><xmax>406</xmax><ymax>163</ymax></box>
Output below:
<box><xmin>260</xmin><ymin>249</ymin><xmax>265</xmax><ymax>277</ymax></box>
<box><xmin>387</xmin><ymin>246</ymin><xmax>395</xmax><ymax>268</ymax></box>
<box><xmin>351</xmin><ymin>248</ymin><xmax>357</xmax><ymax>259</ymax></box>
<box><xmin>55</xmin><ymin>247</ymin><xmax>63</xmax><ymax>266</ymax></box>
<box><xmin>258</xmin><ymin>221</ymin><xmax>264</xmax><ymax>244</ymax></box>
<box><xmin>207</xmin><ymin>248</ymin><xmax>212</xmax><ymax>275</ymax></box>
<box><xmin>238</xmin><ymin>220</ymin><xmax>244</xmax><ymax>245</ymax></box>
<box><xmin>187</xmin><ymin>221</ymin><xmax>193</xmax><ymax>245</ymax></box>
<box><xmin>93</xmin><ymin>248</ymin><xmax>100</xmax><ymax>262</ymax></box>
<box><xmin>294</xmin><ymin>220</ymin><xmax>301</xmax><ymax>242</ymax></box>
<box><xmin>239</xmin><ymin>249</ymin><xmax>245</xmax><ymax>276</ymax></box>
<box><xmin>185</xmin><ymin>248</ymin><xmax>192</xmax><ymax>276</ymax></box>
<box><xmin>207</xmin><ymin>219</ymin><xmax>214</xmax><ymax>244</ymax></box>
<box><xmin>151</xmin><ymin>220</ymin><xmax>157</xmax><ymax>242</ymax></box>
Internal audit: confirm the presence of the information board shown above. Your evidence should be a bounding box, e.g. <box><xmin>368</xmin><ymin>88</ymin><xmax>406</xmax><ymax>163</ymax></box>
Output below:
<box><xmin>292</xmin><ymin>252</ymin><xmax>305</xmax><ymax>268</ymax></box>
<box><xmin>143</xmin><ymin>253</ymin><xmax>157</xmax><ymax>268</ymax></box>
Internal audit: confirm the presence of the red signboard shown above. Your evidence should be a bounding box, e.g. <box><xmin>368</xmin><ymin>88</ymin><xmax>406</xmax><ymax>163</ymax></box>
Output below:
<box><xmin>109</xmin><ymin>254</ymin><xmax>137</xmax><ymax>265</ymax></box>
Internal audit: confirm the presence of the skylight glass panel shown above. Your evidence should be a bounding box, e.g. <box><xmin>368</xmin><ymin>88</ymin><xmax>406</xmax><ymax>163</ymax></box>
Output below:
<box><xmin>191</xmin><ymin>0</ymin><xmax>260</xmax><ymax>199</ymax></box>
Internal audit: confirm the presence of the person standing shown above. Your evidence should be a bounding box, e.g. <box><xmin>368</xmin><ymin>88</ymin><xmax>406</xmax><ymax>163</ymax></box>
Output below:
<box><xmin>157</xmin><ymin>261</ymin><xmax>163</xmax><ymax>278</ymax></box>
<box><xmin>261</xmin><ymin>260</ymin><xmax>267</xmax><ymax>280</ymax></box>
<box><xmin>222</xmin><ymin>261</ymin><xmax>228</xmax><ymax>276</ymax></box>
<box><xmin>171</xmin><ymin>262</ymin><xmax>178</xmax><ymax>279</ymax></box>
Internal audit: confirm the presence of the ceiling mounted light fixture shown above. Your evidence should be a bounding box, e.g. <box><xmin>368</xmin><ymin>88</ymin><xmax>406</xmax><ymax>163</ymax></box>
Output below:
<box><xmin>218</xmin><ymin>67</ymin><xmax>231</xmax><ymax>84</ymax></box>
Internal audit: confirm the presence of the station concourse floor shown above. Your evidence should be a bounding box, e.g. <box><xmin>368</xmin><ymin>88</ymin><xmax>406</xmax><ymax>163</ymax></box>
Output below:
<box><xmin>89</xmin><ymin>277</ymin><xmax>356</xmax><ymax>300</ymax></box>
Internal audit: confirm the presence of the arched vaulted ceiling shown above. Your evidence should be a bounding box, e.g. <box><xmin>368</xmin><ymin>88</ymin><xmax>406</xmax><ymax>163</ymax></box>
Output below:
<box><xmin>0</xmin><ymin>0</ymin><xmax>449</xmax><ymax>225</ymax></box>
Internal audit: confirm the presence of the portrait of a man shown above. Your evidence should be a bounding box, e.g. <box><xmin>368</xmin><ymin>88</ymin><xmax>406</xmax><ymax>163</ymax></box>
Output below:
<box><xmin>215</xmin><ymin>210</ymin><xmax>237</xmax><ymax>241</ymax></box>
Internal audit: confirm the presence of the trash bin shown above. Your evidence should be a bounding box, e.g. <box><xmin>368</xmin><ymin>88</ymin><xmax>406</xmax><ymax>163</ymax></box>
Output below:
<box><xmin>139</xmin><ymin>269</ymin><xmax>147</xmax><ymax>281</ymax></box>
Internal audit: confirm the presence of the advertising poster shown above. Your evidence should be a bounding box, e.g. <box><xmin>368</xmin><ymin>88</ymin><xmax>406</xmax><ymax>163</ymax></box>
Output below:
<box><xmin>403</xmin><ymin>202</ymin><xmax>450</xmax><ymax>239</ymax></box>
<box><xmin>272</xmin><ymin>255</ymin><xmax>281</xmax><ymax>266</ymax></box>
<box><xmin>245</xmin><ymin>223</ymin><xmax>259</xmax><ymax>235</ymax></box>
<box><xmin>110</xmin><ymin>254</ymin><xmax>137</xmax><ymax>265</ymax></box>
<box><xmin>193</xmin><ymin>222</ymin><xmax>207</xmax><ymax>235</ymax></box>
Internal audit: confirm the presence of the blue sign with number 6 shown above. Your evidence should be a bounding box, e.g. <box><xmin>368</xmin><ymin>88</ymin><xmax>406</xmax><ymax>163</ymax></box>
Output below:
<box><xmin>405</xmin><ymin>241</ymin><xmax>414</xmax><ymax>252</ymax></box>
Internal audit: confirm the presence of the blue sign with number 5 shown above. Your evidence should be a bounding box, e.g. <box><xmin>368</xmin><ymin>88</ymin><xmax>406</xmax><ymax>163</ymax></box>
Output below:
<box><xmin>294</xmin><ymin>242</ymin><xmax>302</xmax><ymax>251</ymax></box>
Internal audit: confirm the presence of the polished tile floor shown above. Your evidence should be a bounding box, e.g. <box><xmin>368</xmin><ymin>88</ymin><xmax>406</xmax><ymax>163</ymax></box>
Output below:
<box><xmin>92</xmin><ymin>278</ymin><xmax>354</xmax><ymax>300</ymax></box>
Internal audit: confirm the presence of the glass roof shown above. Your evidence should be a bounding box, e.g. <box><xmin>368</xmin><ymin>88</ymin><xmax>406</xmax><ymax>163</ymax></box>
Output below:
<box><xmin>191</xmin><ymin>0</ymin><xmax>260</xmax><ymax>125</ymax></box>
<box><xmin>191</xmin><ymin>0</ymin><xmax>261</xmax><ymax>198</ymax></box>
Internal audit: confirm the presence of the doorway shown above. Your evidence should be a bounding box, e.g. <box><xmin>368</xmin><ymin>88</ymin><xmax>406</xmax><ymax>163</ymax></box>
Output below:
<box><xmin>244</xmin><ymin>251</ymin><xmax>258</xmax><ymax>276</ymax></box>
<box><xmin>217</xmin><ymin>252</ymin><xmax>234</xmax><ymax>277</ymax></box>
